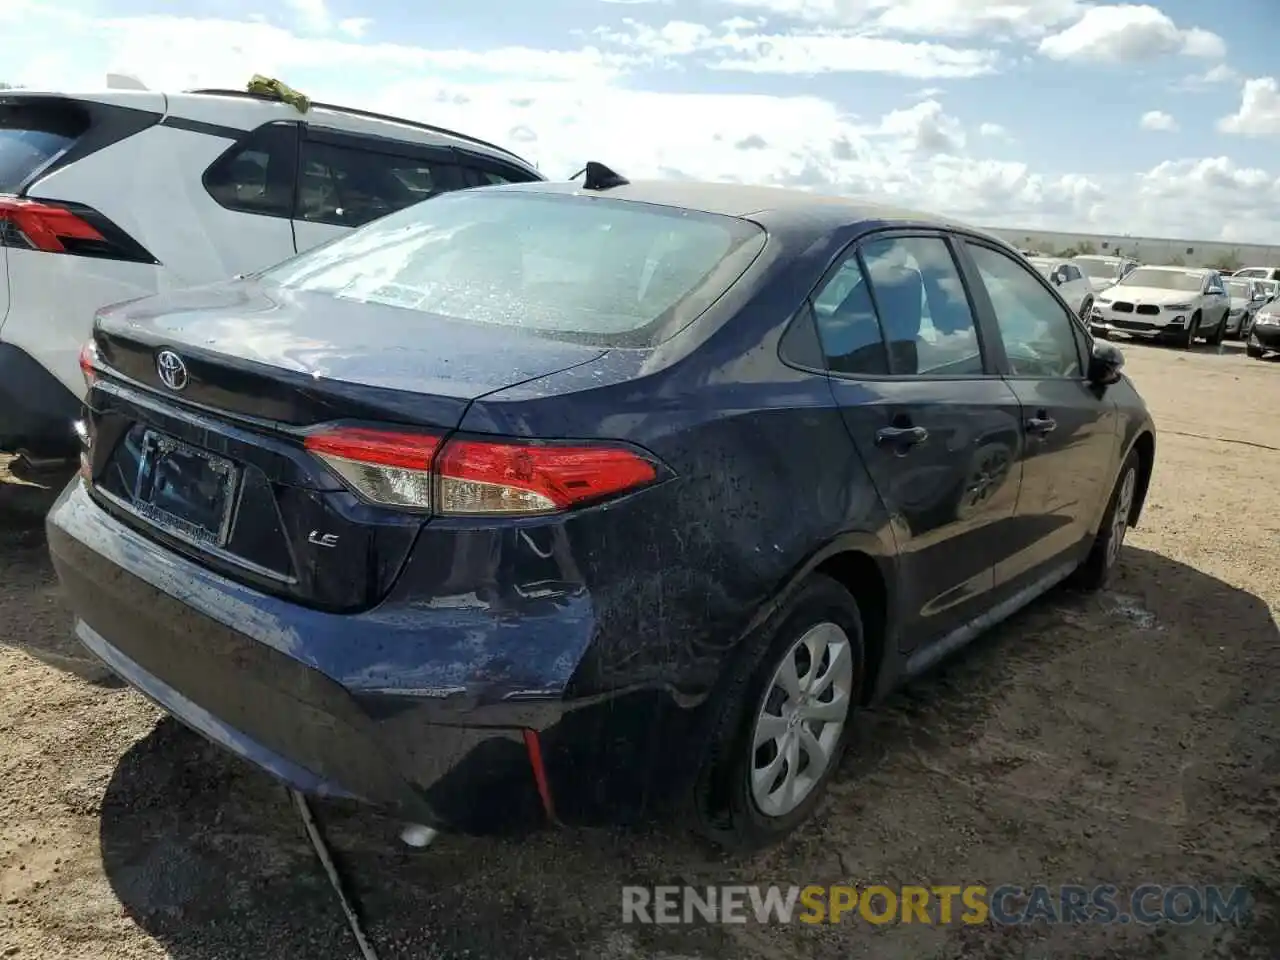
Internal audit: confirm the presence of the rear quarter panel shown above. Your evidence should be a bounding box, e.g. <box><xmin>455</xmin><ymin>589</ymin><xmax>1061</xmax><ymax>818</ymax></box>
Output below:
<box><xmin>454</xmin><ymin>224</ymin><xmax>896</xmax><ymax>702</ymax></box>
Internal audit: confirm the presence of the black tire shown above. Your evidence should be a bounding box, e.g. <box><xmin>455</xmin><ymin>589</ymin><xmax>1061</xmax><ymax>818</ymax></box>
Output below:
<box><xmin>1246</xmin><ymin>342</ymin><xmax>1265</xmax><ymax>359</ymax></box>
<box><xmin>1205</xmin><ymin>313</ymin><xmax>1226</xmax><ymax>346</ymax></box>
<box><xmin>690</xmin><ymin>574</ymin><xmax>865</xmax><ymax>853</ymax></box>
<box><xmin>1070</xmin><ymin>449</ymin><xmax>1140</xmax><ymax>592</ymax></box>
<box><xmin>1181</xmin><ymin>313</ymin><xmax>1200</xmax><ymax>349</ymax></box>
<box><xmin>1079</xmin><ymin>297</ymin><xmax>1094</xmax><ymax>323</ymax></box>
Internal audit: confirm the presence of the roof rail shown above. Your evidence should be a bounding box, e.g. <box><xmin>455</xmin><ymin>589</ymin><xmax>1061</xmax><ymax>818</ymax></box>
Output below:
<box><xmin>185</xmin><ymin>87</ymin><xmax>533</xmax><ymax>168</ymax></box>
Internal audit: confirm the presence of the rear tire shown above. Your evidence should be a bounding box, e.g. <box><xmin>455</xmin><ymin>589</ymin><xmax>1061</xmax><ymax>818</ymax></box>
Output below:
<box><xmin>1246</xmin><ymin>342</ymin><xmax>1266</xmax><ymax>359</ymax></box>
<box><xmin>1070</xmin><ymin>450</ymin><xmax>1140</xmax><ymax>592</ymax></box>
<box><xmin>690</xmin><ymin>574</ymin><xmax>865</xmax><ymax>853</ymax></box>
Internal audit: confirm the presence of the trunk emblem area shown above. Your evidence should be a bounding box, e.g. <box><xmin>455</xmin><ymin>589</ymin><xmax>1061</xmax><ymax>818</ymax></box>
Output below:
<box><xmin>156</xmin><ymin>350</ymin><xmax>189</xmax><ymax>391</ymax></box>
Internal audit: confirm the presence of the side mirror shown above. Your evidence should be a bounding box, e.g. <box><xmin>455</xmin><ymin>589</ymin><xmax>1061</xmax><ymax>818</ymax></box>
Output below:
<box><xmin>1088</xmin><ymin>340</ymin><xmax>1124</xmax><ymax>386</ymax></box>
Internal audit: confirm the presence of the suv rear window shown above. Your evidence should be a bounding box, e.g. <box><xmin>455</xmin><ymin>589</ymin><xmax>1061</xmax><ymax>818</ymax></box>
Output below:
<box><xmin>258</xmin><ymin>189</ymin><xmax>767</xmax><ymax>346</ymax></box>
<box><xmin>0</xmin><ymin>101</ymin><xmax>89</xmax><ymax>192</ymax></box>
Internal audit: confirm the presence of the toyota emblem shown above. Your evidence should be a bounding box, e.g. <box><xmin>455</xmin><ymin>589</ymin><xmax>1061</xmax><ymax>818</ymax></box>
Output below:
<box><xmin>156</xmin><ymin>349</ymin><xmax>189</xmax><ymax>391</ymax></box>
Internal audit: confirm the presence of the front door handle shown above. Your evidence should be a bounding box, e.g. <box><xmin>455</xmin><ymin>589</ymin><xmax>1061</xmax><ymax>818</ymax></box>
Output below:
<box><xmin>1025</xmin><ymin>416</ymin><xmax>1057</xmax><ymax>435</ymax></box>
<box><xmin>876</xmin><ymin>425</ymin><xmax>929</xmax><ymax>448</ymax></box>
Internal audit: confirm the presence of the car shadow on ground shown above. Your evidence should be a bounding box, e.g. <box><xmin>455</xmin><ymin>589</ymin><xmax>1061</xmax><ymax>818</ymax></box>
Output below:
<box><xmin>95</xmin><ymin>545</ymin><xmax>1280</xmax><ymax>960</ymax></box>
<box><xmin>0</xmin><ymin>473</ymin><xmax>124</xmax><ymax>687</ymax></box>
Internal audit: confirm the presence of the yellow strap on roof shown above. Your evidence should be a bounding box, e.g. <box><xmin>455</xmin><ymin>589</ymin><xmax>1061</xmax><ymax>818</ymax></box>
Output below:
<box><xmin>246</xmin><ymin>75</ymin><xmax>311</xmax><ymax>114</ymax></box>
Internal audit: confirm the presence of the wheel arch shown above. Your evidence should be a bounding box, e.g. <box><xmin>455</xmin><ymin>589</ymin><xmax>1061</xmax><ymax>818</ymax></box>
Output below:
<box><xmin>1128</xmin><ymin>429</ymin><xmax>1156</xmax><ymax>527</ymax></box>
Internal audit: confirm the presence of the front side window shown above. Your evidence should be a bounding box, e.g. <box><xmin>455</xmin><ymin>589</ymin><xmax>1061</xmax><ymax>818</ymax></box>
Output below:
<box><xmin>966</xmin><ymin>242</ymin><xmax>1083</xmax><ymax>378</ymax></box>
<box><xmin>259</xmin><ymin>190</ymin><xmax>766</xmax><ymax>347</ymax></box>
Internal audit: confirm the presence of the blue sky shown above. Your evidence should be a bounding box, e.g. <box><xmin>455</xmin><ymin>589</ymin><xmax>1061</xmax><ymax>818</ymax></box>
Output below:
<box><xmin>5</xmin><ymin>0</ymin><xmax>1280</xmax><ymax>242</ymax></box>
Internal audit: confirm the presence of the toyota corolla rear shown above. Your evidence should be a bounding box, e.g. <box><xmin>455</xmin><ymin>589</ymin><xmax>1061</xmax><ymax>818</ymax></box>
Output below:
<box><xmin>46</xmin><ymin>184</ymin><xmax>776</xmax><ymax>831</ymax></box>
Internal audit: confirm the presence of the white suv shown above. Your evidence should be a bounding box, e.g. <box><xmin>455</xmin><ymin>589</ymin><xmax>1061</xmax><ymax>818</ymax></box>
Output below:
<box><xmin>1090</xmin><ymin>265</ymin><xmax>1231</xmax><ymax>348</ymax></box>
<box><xmin>0</xmin><ymin>81</ymin><xmax>543</xmax><ymax>466</ymax></box>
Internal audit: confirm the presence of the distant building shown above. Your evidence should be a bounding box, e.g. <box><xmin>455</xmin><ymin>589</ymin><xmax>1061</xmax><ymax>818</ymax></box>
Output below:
<box><xmin>982</xmin><ymin>226</ymin><xmax>1280</xmax><ymax>271</ymax></box>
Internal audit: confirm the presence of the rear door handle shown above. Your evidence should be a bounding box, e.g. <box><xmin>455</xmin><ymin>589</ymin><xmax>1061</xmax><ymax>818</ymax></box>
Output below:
<box><xmin>875</xmin><ymin>425</ymin><xmax>929</xmax><ymax>447</ymax></box>
<box><xmin>1025</xmin><ymin>416</ymin><xmax>1057</xmax><ymax>435</ymax></box>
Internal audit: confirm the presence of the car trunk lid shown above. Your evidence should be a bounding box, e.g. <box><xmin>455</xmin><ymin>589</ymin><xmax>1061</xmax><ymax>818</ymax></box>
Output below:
<box><xmin>83</xmin><ymin>280</ymin><xmax>607</xmax><ymax>612</ymax></box>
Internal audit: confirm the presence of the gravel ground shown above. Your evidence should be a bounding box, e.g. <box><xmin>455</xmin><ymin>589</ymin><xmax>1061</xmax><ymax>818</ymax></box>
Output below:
<box><xmin>1</xmin><ymin>340</ymin><xmax>1278</xmax><ymax>959</ymax></box>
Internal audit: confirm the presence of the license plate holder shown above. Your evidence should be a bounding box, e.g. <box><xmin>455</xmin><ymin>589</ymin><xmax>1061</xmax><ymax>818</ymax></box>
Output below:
<box><xmin>132</xmin><ymin>430</ymin><xmax>240</xmax><ymax>548</ymax></box>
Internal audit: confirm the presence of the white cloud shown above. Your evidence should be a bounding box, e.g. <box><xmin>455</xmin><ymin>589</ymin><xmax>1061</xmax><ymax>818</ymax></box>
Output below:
<box><xmin>876</xmin><ymin>99</ymin><xmax>965</xmax><ymax>155</ymax></box>
<box><xmin>979</xmin><ymin>122</ymin><xmax>1010</xmax><ymax>139</ymax></box>
<box><xmin>1139</xmin><ymin>109</ymin><xmax>1178</xmax><ymax>132</ymax></box>
<box><xmin>1137</xmin><ymin>157</ymin><xmax>1280</xmax><ymax>239</ymax></box>
<box><xmin>594</xmin><ymin>18</ymin><xmax>1001</xmax><ymax>78</ymax></box>
<box><xmin>1218</xmin><ymin>77</ymin><xmax>1280</xmax><ymax>137</ymax></box>
<box><xmin>1177</xmin><ymin>62</ymin><xmax>1239</xmax><ymax>90</ymax></box>
<box><xmin>338</xmin><ymin>18</ymin><xmax>372</xmax><ymax>39</ymax></box>
<box><xmin>1038</xmin><ymin>5</ymin><xmax>1225</xmax><ymax>63</ymax></box>
<box><xmin>717</xmin><ymin>0</ymin><xmax>1083</xmax><ymax>38</ymax></box>
<box><xmin>285</xmin><ymin>0</ymin><xmax>332</xmax><ymax>34</ymax></box>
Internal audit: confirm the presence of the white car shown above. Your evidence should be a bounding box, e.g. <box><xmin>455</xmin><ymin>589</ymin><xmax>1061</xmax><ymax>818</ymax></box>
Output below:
<box><xmin>1232</xmin><ymin>266</ymin><xmax>1280</xmax><ymax>282</ymax></box>
<box><xmin>1090</xmin><ymin>266</ymin><xmax>1231</xmax><ymax>348</ymax></box>
<box><xmin>0</xmin><ymin>79</ymin><xmax>543</xmax><ymax>469</ymax></box>
<box><xmin>1026</xmin><ymin>256</ymin><xmax>1094</xmax><ymax>318</ymax></box>
<box><xmin>1071</xmin><ymin>254</ymin><xmax>1140</xmax><ymax>294</ymax></box>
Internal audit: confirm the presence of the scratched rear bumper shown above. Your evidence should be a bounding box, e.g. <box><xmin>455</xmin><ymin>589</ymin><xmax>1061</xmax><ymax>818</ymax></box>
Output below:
<box><xmin>46</xmin><ymin>478</ymin><xmax>577</xmax><ymax>832</ymax></box>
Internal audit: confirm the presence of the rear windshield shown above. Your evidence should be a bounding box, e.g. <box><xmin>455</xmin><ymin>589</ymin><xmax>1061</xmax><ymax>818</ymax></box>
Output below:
<box><xmin>1073</xmin><ymin>257</ymin><xmax>1121</xmax><ymax>280</ymax></box>
<box><xmin>0</xmin><ymin>101</ymin><xmax>89</xmax><ymax>192</ymax></box>
<box><xmin>258</xmin><ymin>189</ymin><xmax>767</xmax><ymax>347</ymax></box>
<box><xmin>1225</xmin><ymin>279</ymin><xmax>1251</xmax><ymax>298</ymax></box>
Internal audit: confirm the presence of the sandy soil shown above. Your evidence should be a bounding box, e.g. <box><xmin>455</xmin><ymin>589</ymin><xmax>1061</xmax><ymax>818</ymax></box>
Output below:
<box><xmin>1</xmin><ymin>340</ymin><xmax>1278</xmax><ymax>959</ymax></box>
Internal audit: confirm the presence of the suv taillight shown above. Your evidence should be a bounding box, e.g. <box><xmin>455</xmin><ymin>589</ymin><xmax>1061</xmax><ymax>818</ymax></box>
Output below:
<box><xmin>304</xmin><ymin>426</ymin><xmax>661</xmax><ymax>516</ymax></box>
<box><xmin>0</xmin><ymin>196</ymin><xmax>157</xmax><ymax>262</ymax></box>
<box><xmin>0</xmin><ymin>197</ymin><xmax>103</xmax><ymax>252</ymax></box>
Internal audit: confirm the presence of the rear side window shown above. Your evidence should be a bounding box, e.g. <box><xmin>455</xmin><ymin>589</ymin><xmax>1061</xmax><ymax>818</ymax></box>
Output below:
<box><xmin>860</xmin><ymin>235</ymin><xmax>984</xmax><ymax>376</ymax></box>
<box><xmin>258</xmin><ymin>190</ymin><xmax>766</xmax><ymax>347</ymax></box>
<box><xmin>810</xmin><ymin>256</ymin><xmax>889</xmax><ymax>375</ymax></box>
<box><xmin>204</xmin><ymin>122</ymin><xmax>299</xmax><ymax>218</ymax></box>
<box><xmin>296</xmin><ymin>141</ymin><xmax>461</xmax><ymax>227</ymax></box>
<box><xmin>462</xmin><ymin>166</ymin><xmax>534</xmax><ymax>187</ymax></box>
<box><xmin>0</xmin><ymin>101</ymin><xmax>89</xmax><ymax>192</ymax></box>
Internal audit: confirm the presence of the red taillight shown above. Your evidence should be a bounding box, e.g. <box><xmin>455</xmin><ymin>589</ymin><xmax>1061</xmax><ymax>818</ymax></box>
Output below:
<box><xmin>304</xmin><ymin>426</ymin><xmax>659</xmax><ymax>516</ymax></box>
<box><xmin>78</xmin><ymin>339</ymin><xmax>100</xmax><ymax>391</ymax></box>
<box><xmin>0</xmin><ymin>197</ymin><xmax>105</xmax><ymax>253</ymax></box>
<box><xmin>435</xmin><ymin>437</ymin><xmax>657</xmax><ymax>515</ymax></box>
<box><xmin>304</xmin><ymin>427</ymin><xmax>442</xmax><ymax>510</ymax></box>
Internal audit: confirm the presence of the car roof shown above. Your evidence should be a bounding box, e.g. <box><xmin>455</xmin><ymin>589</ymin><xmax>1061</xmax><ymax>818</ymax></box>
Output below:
<box><xmin>3</xmin><ymin>85</ymin><xmax>540</xmax><ymax>174</ymax></box>
<box><xmin>500</xmin><ymin>178</ymin><xmax>989</xmax><ymax>234</ymax></box>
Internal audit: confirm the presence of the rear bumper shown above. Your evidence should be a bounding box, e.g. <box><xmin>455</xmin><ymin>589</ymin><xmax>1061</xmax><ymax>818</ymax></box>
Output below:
<box><xmin>46</xmin><ymin>479</ymin><xmax>584</xmax><ymax>832</ymax></box>
<box><xmin>0</xmin><ymin>342</ymin><xmax>82</xmax><ymax>456</ymax></box>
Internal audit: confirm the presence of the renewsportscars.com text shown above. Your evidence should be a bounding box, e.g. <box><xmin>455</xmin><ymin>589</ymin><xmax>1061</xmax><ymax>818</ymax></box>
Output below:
<box><xmin>621</xmin><ymin>884</ymin><xmax>1251</xmax><ymax>926</ymax></box>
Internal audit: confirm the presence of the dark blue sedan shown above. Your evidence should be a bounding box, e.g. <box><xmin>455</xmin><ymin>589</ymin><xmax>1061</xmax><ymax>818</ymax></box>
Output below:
<box><xmin>47</xmin><ymin>172</ymin><xmax>1156</xmax><ymax>850</ymax></box>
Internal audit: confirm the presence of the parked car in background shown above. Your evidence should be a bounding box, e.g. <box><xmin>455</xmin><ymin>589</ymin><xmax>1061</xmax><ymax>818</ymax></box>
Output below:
<box><xmin>1027</xmin><ymin>256</ymin><xmax>1094</xmax><ymax>318</ymax></box>
<box><xmin>1232</xmin><ymin>266</ymin><xmax>1280</xmax><ymax>283</ymax></box>
<box><xmin>1247</xmin><ymin>300</ymin><xmax>1280</xmax><ymax>358</ymax></box>
<box><xmin>1091</xmin><ymin>266</ymin><xmax>1231</xmax><ymax>348</ymax></box>
<box><xmin>1254</xmin><ymin>279</ymin><xmax>1279</xmax><ymax>303</ymax></box>
<box><xmin>1223</xmin><ymin>277</ymin><xmax>1269</xmax><ymax>339</ymax></box>
<box><xmin>0</xmin><ymin>80</ymin><xmax>543</xmax><ymax>473</ymax></box>
<box><xmin>1072</xmin><ymin>254</ymin><xmax>1140</xmax><ymax>294</ymax></box>
<box><xmin>47</xmin><ymin>176</ymin><xmax>1155</xmax><ymax>851</ymax></box>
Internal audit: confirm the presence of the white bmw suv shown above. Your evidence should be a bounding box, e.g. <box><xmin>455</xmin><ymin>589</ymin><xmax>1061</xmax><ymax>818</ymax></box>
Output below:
<box><xmin>0</xmin><ymin>80</ymin><xmax>543</xmax><ymax>470</ymax></box>
<box><xmin>1089</xmin><ymin>265</ymin><xmax>1231</xmax><ymax>349</ymax></box>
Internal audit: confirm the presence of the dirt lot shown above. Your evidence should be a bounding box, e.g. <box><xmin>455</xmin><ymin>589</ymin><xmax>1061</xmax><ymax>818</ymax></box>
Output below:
<box><xmin>1</xmin><ymin>340</ymin><xmax>1278</xmax><ymax>959</ymax></box>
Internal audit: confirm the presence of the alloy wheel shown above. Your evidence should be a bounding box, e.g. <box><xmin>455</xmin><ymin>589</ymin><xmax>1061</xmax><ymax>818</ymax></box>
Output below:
<box><xmin>1107</xmin><ymin>467</ymin><xmax>1137</xmax><ymax>569</ymax></box>
<box><xmin>749</xmin><ymin>621</ymin><xmax>854</xmax><ymax>818</ymax></box>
